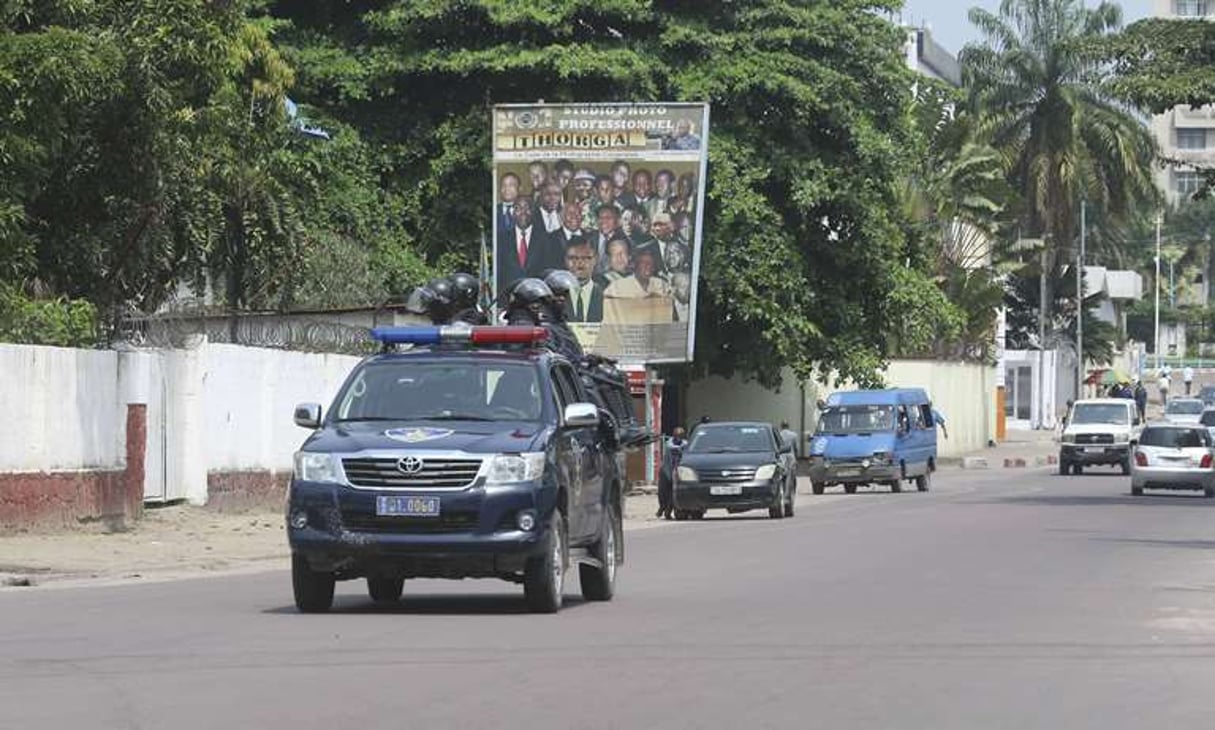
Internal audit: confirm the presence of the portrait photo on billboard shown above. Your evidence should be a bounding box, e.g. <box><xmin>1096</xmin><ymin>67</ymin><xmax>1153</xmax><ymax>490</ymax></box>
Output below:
<box><xmin>492</xmin><ymin>103</ymin><xmax>708</xmax><ymax>363</ymax></box>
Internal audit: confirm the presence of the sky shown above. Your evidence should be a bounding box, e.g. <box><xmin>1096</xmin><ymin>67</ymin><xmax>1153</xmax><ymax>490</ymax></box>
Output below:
<box><xmin>897</xmin><ymin>0</ymin><xmax>1153</xmax><ymax>55</ymax></box>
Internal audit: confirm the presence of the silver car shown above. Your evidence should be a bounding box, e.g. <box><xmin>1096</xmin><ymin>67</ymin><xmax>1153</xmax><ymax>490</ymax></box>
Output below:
<box><xmin>1130</xmin><ymin>424</ymin><xmax>1215</xmax><ymax>497</ymax></box>
<box><xmin>1163</xmin><ymin>397</ymin><xmax>1205</xmax><ymax>424</ymax></box>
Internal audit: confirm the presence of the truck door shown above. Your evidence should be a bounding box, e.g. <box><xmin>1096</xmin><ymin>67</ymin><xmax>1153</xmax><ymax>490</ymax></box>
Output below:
<box><xmin>551</xmin><ymin>364</ymin><xmax>600</xmax><ymax>542</ymax></box>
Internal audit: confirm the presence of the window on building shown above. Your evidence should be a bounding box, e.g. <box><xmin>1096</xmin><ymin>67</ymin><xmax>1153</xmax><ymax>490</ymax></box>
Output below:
<box><xmin>1177</xmin><ymin>170</ymin><xmax>1204</xmax><ymax>196</ymax></box>
<box><xmin>1176</xmin><ymin>0</ymin><xmax>1209</xmax><ymax>17</ymax></box>
<box><xmin>1178</xmin><ymin>128</ymin><xmax>1208</xmax><ymax>150</ymax></box>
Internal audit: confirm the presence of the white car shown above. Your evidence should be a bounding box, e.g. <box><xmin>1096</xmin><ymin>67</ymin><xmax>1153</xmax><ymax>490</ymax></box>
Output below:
<box><xmin>1131</xmin><ymin>424</ymin><xmax>1215</xmax><ymax>497</ymax></box>
<box><xmin>1202</xmin><ymin>408</ymin><xmax>1215</xmax><ymax>442</ymax></box>
<box><xmin>1059</xmin><ymin>399</ymin><xmax>1141</xmax><ymax>476</ymax></box>
<box><xmin>1163</xmin><ymin>398</ymin><xmax>1205</xmax><ymax>424</ymax></box>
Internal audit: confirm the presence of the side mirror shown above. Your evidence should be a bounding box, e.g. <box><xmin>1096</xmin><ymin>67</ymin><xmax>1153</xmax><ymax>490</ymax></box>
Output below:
<box><xmin>294</xmin><ymin>402</ymin><xmax>322</xmax><ymax>429</ymax></box>
<box><xmin>563</xmin><ymin>402</ymin><xmax>598</xmax><ymax>428</ymax></box>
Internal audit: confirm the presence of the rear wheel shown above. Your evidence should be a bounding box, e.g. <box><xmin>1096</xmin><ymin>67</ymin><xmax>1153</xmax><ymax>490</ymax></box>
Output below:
<box><xmin>292</xmin><ymin>554</ymin><xmax>335</xmax><ymax>614</ymax></box>
<box><xmin>524</xmin><ymin>514</ymin><xmax>566</xmax><ymax>613</ymax></box>
<box><xmin>811</xmin><ymin>481</ymin><xmax>825</xmax><ymax>495</ymax></box>
<box><xmin>915</xmin><ymin>469</ymin><xmax>931</xmax><ymax>492</ymax></box>
<box><xmin>844</xmin><ymin>484</ymin><xmax>857</xmax><ymax>495</ymax></box>
<box><xmin>580</xmin><ymin>503</ymin><xmax>620</xmax><ymax>601</ymax></box>
<box><xmin>1073</xmin><ymin>463</ymin><xmax>1084</xmax><ymax>476</ymax></box>
<box><xmin>367</xmin><ymin>577</ymin><xmax>403</xmax><ymax>603</ymax></box>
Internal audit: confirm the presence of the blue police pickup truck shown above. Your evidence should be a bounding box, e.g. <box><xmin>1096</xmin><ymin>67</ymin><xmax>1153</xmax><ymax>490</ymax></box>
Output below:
<box><xmin>287</xmin><ymin>326</ymin><xmax>624</xmax><ymax>614</ymax></box>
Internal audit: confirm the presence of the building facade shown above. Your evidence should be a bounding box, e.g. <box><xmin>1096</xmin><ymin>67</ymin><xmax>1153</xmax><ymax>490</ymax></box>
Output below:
<box><xmin>1150</xmin><ymin>1</ymin><xmax>1215</xmax><ymax>205</ymax></box>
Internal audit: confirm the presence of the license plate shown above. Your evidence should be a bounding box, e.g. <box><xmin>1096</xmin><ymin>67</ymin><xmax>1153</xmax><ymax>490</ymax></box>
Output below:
<box><xmin>376</xmin><ymin>495</ymin><xmax>441</xmax><ymax>517</ymax></box>
<box><xmin>1084</xmin><ymin>447</ymin><xmax>1106</xmax><ymax>454</ymax></box>
<box><xmin>710</xmin><ymin>485</ymin><xmax>743</xmax><ymax>496</ymax></box>
<box><xmin>835</xmin><ymin>468</ymin><xmax>861</xmax><ymax>477</ymax></box>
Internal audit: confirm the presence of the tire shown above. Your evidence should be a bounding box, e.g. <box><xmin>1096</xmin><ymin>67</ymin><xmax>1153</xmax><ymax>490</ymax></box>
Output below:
<box><xmin>292</xmin><ymin>553</ymin><xmax>335</xmax><ymax>614</ymax></box>
<box><xmin>844</xmin><ymin>484</ymin><xmax>857</xmax><ymax>495</ymax></box>
<box><xmin>524</xmin><ymin>514</ymin><xmax>567</xmax><ymax>613</ymax></box>
<box><xmin>1073</xmin><ymin>463</ymin><xmax>1084</xmax><ymax>476</ymax></box>
<box><xmin>811</xmin><ymin>481</ymin><xmax>825</xmax><ymax>495</ymax></box>
<box><xmin>1120</xmin><ymin>458</ymin><xmax>1131</xmax><ymax>476</ymax></box>
<box><xmin>1131</xmin><ymin>485</ymin><xmax>1143</xmax><ymax>496</ymax></box>
<box><xmin>692</xmin><ymin>510</ymin><xmax>706</xmax><ymax>520</ymax></box>
<box><xmin>1205</xmin><ymin>486</ymin><xmax>1214</xmax><ymax>499</ymax></box>
<box><xmin>915</xmin><ymin>470</ymin><xmax>931</xmax><ymax>492</ymax></box>
<box><xmin>580</xmin><ymin>503</ymin><xmax>620</xmax><ymax>602</ymax></box>
<box><xmin>890</xmin><ymin>478</ymin><xmax>903</xmax><ymax>494</ymax></box>
<box><xmin>367</xmin><ymin>576</ymin><xmax>403</xmax><ymax>603</ymax></box>
<box><xmin>1058</xmin><ymin>460</ymin><xmax>1069</xmax><ymax>476</ymax></box>
<box><xmin>674</xmin><ymin>510</ymin><xmax>689</xmax><ymax>521</ymax></box>
<box><xmin>784</xmin><ymin>479</ymin><xmax>796</xmax><ymax>517</ymax></box>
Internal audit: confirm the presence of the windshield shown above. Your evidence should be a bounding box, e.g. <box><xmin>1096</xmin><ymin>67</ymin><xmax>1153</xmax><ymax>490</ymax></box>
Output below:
<box><xmin>1139</xmin><ymin>427</ymin><xmax>1210</xmax><ymax>448</ymax></box>
<box><xmin>1070</xmin><ymin>403</ymin><xmax>1129</xmax><ymax>426</ymax></box>
<box><xmin>332</xmin><ymin>360</ymin><xmax>542</xmax><ymax>422</ymax></box>
<box><xmin>1166</xmin><ymin>399</ymin><xmax>1204</xmax><ymax>415</ymax></box>
<box><xmin>687</xmin><ymin>425</ymin><xmax>774</xmax><ymax>453</ymax></box>
<box><xmin>817</xmin><ymin>405</ymin><xmax>894</xmax><ymax>434</ymax></box>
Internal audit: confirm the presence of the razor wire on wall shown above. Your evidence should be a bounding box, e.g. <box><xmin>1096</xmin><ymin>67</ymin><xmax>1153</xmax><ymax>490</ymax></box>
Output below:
<box><xmin>117</xmin><ymin>310</ymin><xmax>379</xmax><ymax>355</ymax></box>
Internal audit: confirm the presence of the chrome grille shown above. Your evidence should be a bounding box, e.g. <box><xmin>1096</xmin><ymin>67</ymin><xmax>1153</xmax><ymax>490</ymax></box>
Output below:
<box><xmin>699</xmin><ymin>467</ymin><xmax>756</xmax><ymax>483</ymax></box>
<box><xmin>1075</xmin><ymin>434</ymin><xmax>1114</xmax><ymax>445</ymax></box>
<box><xmin>342</xmin><ymin>457</ymin><xmax>482</xmax><ymax>489</ymax></box>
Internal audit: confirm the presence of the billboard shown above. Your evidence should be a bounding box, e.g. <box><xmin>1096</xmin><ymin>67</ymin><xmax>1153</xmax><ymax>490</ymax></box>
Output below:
<box><xmin>492</xmin><ymin>103</ymin><xmax>710</xmax><ymax>364</ymax></box>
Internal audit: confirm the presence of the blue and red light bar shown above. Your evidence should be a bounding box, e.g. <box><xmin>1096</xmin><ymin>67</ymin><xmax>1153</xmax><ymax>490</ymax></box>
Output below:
<box><xmin>370</xmin><ymin>326</ymin><xmax>549</xmax><ymax>347</ymax></box>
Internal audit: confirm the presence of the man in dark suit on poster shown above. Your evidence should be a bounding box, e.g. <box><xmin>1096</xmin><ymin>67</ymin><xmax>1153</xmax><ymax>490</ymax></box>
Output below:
<box><xmin>496</xmin><ymin>197</ymin><xmax>563</xmax><ymax>293</ymax></box>
<box><xmin>563</xmin><ymin>237</ymin><xmax>605</xmax><ymax>323</ymax></box>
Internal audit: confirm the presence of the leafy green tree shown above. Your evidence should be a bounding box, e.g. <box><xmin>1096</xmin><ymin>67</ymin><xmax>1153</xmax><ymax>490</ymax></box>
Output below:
<box><xmin>271</xmin><ymin>0</ymin><xmax>923</xmax><ymax>387</ymax></box>
<box><xmin>960</xmin><ymin>0</ymin><xmax>1160</xmax><ymax>330</ymax></box>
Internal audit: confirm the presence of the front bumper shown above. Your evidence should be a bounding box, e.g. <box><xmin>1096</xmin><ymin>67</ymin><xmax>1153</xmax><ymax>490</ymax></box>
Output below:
<box><xmin>807</xmin><ymin>461</ymin><xmax>899</xmax><ymax>485</ymax></box>
<box><xmin>287</xmin><ymin>479</ymin><xmax>555</xmax><ymax>579</ymax></box>
<box><xmin>673</xmin><ymin>479</ymin><xmax>780</xmax><ymax>512</ymax></box>
<box><xmin>1060</xmin><ymin>444</ymin><xmax>1130</xmax><ymax>466</ymax></box>
<box><xmin>1131</xmin><ymin>466</ymin><xmax>1214</xmax><ymax>490</ymax></box>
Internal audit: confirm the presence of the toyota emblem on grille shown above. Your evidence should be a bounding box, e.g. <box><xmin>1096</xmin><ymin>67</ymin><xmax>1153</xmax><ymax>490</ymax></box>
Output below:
<box><xmin>397</xmin><ymin>456</ymin><xmax>424</xmax><ymax>474</ymax></box>
<box><xmin>721</xmin><ymin>470</ymin><xmax>729</xmax><ymax>477</ymax></box>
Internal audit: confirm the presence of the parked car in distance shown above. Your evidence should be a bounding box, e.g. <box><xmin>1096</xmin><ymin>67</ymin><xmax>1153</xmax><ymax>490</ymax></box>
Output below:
<box><xmin>1131</xmin><ymin>424</ymin><xmax>1215</xmax><ymax>497</ymax></box>
<box><xmin>1163</xmin><ymin>397</ymin><xmax>1205</xmax><ymax>425</ymax></box>
<box><xmin>1201</xmin><ymin>408</ymin><xmax>1215</xmax><ymax>442</ymax></box>
<box><xmin>1059</xmin><ymin>399</ymin><xmax>1141</xmax><ymax>476</ymax></box>
<box><xmin>1198</xmin><ymin>385</ymin><xmax>1215</xmax><ymax>406</ymax></box>
<box><xmin>673</xmin><ymin>422</ymin><xmax>797</xmax><ymax>520</ymax></box>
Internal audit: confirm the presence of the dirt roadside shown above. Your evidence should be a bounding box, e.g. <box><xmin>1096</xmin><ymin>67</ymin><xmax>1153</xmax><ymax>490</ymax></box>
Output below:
<box><xmin>0</xmin><ymin>492</ymin><xmax>669</xmax><ymax>590</ymax></box>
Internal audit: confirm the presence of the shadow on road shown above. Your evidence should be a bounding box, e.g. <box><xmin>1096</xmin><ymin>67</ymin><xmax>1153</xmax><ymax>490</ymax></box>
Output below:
<box><xmin>263</xmin><ymin>593</ymin><xmax>591</xmax><ymax>616</ymax></box>
<box><xmin>1091</xmin><ymin>536</ymin><xmax>1215</xmax><ymax>550</ymax></box>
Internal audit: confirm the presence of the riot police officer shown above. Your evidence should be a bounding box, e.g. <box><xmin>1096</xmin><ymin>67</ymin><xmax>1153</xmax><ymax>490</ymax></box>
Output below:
<box><xmin>448</xmin><ymin>272</ymin><xmax>487</xmax><ymax>325</ymax></box>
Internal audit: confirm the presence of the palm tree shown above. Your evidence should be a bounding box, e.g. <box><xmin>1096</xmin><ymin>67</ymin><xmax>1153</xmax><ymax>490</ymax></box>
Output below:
<box><xmin>960</xmin><ymin>0</ymin><xmax>1160</xmax><ymax>324</ymax></box>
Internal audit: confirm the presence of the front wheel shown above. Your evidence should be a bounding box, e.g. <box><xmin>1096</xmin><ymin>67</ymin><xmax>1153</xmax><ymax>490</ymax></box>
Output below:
<box><xmin>292</xmin><ymin>554</ymin><xmax>335</xmax><ymax>614</ymax></box>
<box><xmin>811</xmin><ymin>481</ymin><xmax>825</xmax><ymax>495</ymax></box>
<box><xmin>890</xmin><ymin>478</ymin><xmax>903</xmax><ymax>494</ymax></box>
<box><xmin>580</xmin><ymin>503</ymin><xmax>620</xmax><ymax>602</ymax></box>
<box><xmin>524</xmin><ymin>514</ymin><xmax>567</xmax><ymax>613</ymax></box>
<box><xmin>915</xmin><ymin>470</ymin><xmax>931</xmax><ymax>492</ymax></box>
<box><xmin>844</xmin><ymin>484</ymin><xmax>857</xmax><ymax>495</ymax></box>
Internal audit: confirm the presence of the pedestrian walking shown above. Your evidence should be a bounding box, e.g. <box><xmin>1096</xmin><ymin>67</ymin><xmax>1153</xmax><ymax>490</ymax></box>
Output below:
<box><xmin>1184</xmin><ymin>365</ymin><xmax>1195</xmax><ymax>396</ymax></box>
<box><xmin>1133</xmin><ymin>379</ymin><xmax>1147</xmax><ymax>422</ymax></box>
<box><xmin>657</xmin><ymin>427</ymin><xmax>687</xmax><ymax>520</ymax></box>
<box><xmin>1159</xmin><ymin>368</ymin><xmax>1171</xmax><ymax>406</ymax></box>
<box><xmin>779</xmin><ymin>421</ymin><xmax>799</xmax><ymax>457</ymax></box>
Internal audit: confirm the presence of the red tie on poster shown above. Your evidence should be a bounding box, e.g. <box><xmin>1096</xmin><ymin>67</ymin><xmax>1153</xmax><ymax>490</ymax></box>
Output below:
<box><xmin>517</xmin><ymin>230</ymin><xmax>527</xmax><ymax>268</ymax></box>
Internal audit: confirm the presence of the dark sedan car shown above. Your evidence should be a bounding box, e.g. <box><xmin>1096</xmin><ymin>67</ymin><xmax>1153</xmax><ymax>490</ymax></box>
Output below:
<box><xmin>672</xmin><ymin>422</ymin><xmax>797</xmax><ymax>520</ymax></box>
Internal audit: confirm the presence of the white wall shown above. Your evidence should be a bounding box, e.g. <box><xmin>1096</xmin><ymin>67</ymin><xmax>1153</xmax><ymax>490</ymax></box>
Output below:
<box><xmin>0</xmin><ymin>345</ymin><xmax>124</xmax><ymax>471</ymax></box>
<box><xmin>686</xmin><ymin>360</ymin><xmax>997</xmax><ymax>459</ymax></box>
<box><xmin>202</xmin><ymin>343</ymin><xmax>361</xmax><ymax>473</ymax></box>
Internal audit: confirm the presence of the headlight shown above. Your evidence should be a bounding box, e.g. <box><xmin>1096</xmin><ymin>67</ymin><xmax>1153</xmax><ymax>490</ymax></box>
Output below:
<box><xmin>1061</xmin><ymin>433</ymin><xmax>1076</xmax><ymax>444</ymax></box>
<box><xmin>755</xmin><ymin>464</ymin><xmax>777</xmax><ymax>481</ymax></box>
<box><xmin>485</xmin><ymin>452</ymin><xmax>546</xmax><ymax>484</ymax></box>
<box><xmin>677</xmin><ymin>466</ymin><xmax>698</xmax><ymax>482</ymax></box>
<box><xmin>294</xmin><ymin>452</ymin><xmax>341</xmax><ymax>483</ymax></box>
<box><xmin>872</xmin><ymin>451</ymin><xmax>891</xmax><ymax>464</ymax></box>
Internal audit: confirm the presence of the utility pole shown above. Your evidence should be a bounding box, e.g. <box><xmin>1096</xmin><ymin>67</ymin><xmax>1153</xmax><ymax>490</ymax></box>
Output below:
<box><xmin>1077</xmin><ymin>200</ymin><xmax>1086</xmax><ymax>400</ymax></box>
<box><xmin>1154</xmin><ymin>212</ymin><xmax>1162</xmax><ymax>369</ymax></box>
<box><xmin>1039</xmin><ymin>245</ymin><xmax>1048</xmax><ymax>429</ymax></box>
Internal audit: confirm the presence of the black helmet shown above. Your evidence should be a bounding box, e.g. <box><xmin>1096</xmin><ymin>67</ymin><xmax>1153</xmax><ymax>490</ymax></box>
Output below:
<box><xmin>511</xmin><ymin>278</ymin><xmax>553</xmax><ymax>305</ymax></box>
<box><xmin>404</xmin><ymin>286</ymin><xmax>437</xmax><ymax>316</ymax></box>
<box><xmin>426</xmin><ymin>277</ymin><xmax>454</xmax><ymax>305</ymax></box>
<box><xmin>543</xmin><ymin>269</ymin><xmax>579</xmax><ymax>302</ymax></box>
<box><xmin>448</xmin><ymin>272</ymin><xmax>480</xmax><ymax>309</ymax></box>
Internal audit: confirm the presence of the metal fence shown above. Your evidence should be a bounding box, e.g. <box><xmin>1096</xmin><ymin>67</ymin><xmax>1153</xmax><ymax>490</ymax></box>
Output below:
<box><xmin>116</xmin><ymin>310</ymin><xmax>379</xmax><ymax>356</ymax></box>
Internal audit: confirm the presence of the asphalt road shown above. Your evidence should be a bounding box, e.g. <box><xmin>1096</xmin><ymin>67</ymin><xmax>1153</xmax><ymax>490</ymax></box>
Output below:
<box><xmin>5</xmin><ymin>467</ymin><xmax>1215</xmax><ymax>729</ymax></box>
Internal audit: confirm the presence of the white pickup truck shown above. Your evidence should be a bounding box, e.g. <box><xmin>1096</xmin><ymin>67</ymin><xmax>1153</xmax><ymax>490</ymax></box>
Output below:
<box><xmin>1058</xmin><ymin>399</ymin><xmax>1142</xmax><ymax>476</ymax></box>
